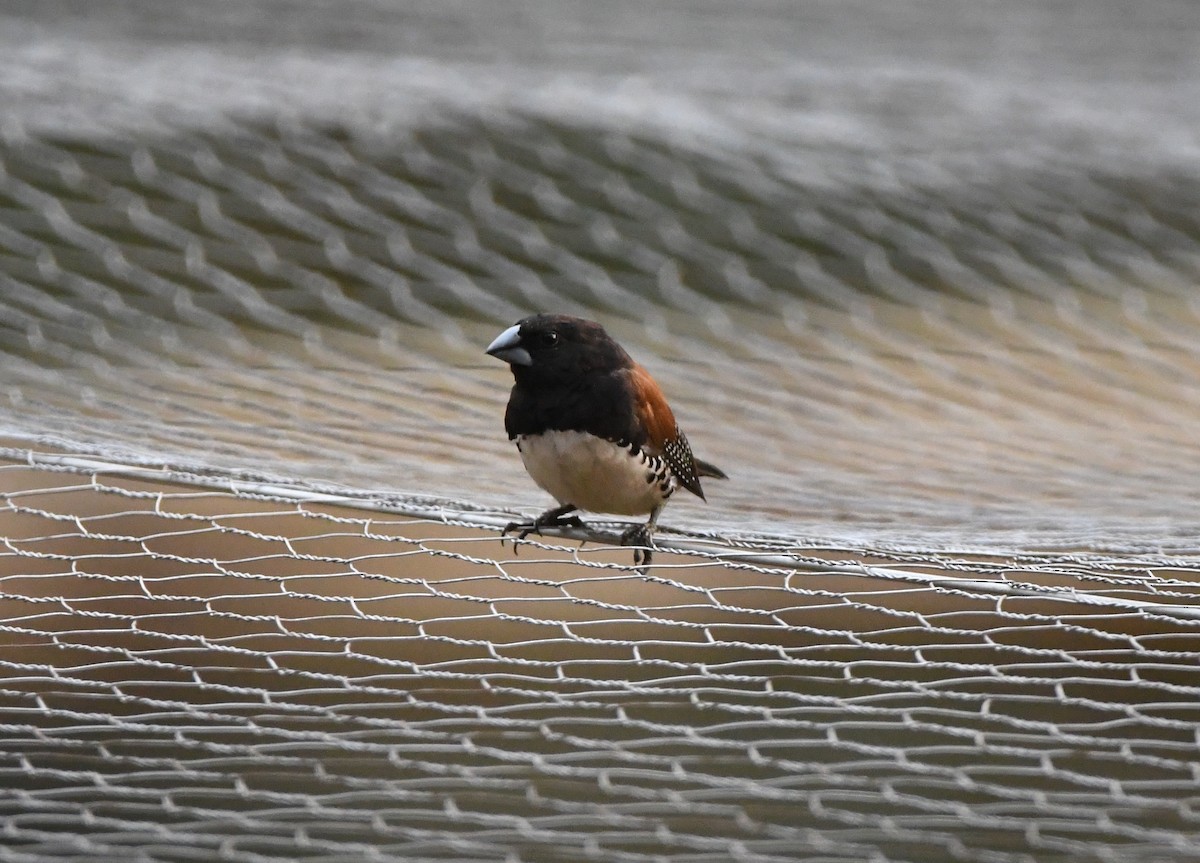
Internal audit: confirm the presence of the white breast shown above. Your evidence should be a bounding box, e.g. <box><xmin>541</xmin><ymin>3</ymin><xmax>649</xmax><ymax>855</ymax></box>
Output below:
<box><xmin>516</xmin><ymin>430</ymin><xmax>673</xmax><ymax>516</ymax></box>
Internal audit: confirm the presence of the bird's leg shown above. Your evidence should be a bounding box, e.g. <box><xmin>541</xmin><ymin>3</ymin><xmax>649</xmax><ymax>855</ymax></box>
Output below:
<box><xmin>620</xmin><ymin>505</ymin><xmax>662</xmax><ymax>568</ymax></box>
<box><xmin>503</xmin><ymin>502</ymin><xmax>584</xmax><ymax>542</ymax></box>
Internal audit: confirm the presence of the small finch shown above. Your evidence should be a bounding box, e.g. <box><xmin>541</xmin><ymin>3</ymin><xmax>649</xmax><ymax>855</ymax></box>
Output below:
<box><xmin>487</xmin><ymin>313</ymin><xmax>726</xmax><ymax>565</ymax></box>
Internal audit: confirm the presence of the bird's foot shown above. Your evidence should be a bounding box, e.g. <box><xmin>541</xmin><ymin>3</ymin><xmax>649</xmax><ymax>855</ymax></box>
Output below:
<box><xmin>620</xmin><ymin>523</ymin><xmax>656</xmax><ymax>568</ymax></box>
<box><xmin>502</xmin><ymin>504</ymin><xmax>584</xmax><ymax>548</ymax></box>
<box><xmin>504</xmin><ymin>513</ymin><xmax>585</xmax><ymax>540</ymax></box>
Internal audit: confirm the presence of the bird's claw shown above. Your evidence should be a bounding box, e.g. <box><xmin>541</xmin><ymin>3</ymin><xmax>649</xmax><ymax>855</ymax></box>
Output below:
<box><xmin>501</xmin><ymin>507</ymin><xmax>656</xmax><ymax>569</ymax></box>
<box><xmin>620</xmin><ymin>524</ymin><xmax>655</xmax><ymax>568</ymax></box>
<box><xmin>501</xmin><ymin>512</ymin><xmax>586</xmax><ymax>551</ymax></box>
<box><xmin>502</xmin><ymin>520</ymin><xmax>537</xmax><ymax>541</ymax></box>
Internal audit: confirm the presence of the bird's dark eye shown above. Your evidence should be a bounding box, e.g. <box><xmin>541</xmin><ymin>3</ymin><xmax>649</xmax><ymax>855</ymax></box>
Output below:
<box><xmin>538</xmin><ymin>331</ymin><xmax>559</xmax><ymax>347</ymax></box>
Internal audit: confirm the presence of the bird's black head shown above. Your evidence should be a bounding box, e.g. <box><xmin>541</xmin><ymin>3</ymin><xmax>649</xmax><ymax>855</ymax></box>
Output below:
<box><xmin>486</xmin><ymin>314</ymin><xmax>631</xmax><ymax>385</ymax></box>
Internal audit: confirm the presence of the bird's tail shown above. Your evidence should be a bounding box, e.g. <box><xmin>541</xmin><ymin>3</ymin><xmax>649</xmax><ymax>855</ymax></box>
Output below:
<box><xmin>695</xmin><ymin>458</ymin><xmax>728</xmax><ymax>480</ymax></box>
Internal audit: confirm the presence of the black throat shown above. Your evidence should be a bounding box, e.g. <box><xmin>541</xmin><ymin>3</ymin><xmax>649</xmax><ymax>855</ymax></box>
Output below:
<box><xmin>505</xmin><ymin>367</ymin><xmax>643</xmax><ymax>449</ymax></box>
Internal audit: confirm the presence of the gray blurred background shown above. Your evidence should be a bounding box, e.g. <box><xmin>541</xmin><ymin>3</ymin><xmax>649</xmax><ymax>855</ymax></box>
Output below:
<box><xmin>4</xmin><ymin>0</ymin><xmax>1200</xmax><ymax>549</ymax></box>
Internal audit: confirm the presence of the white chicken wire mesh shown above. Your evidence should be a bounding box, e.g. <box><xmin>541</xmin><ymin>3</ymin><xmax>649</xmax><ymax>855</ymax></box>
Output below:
<box><xmin>7</xmin><ymin>115</ymin><xmax>1200</xmax><ymax>554</ymax></box>
<box><xmin>4</xmin><ymin>5</ymin><xmax>1200</xmax><ymax>860</ymax></box>
<box><xmin>1</xmin><ymin>445</ymin><xmax>1198</xmax><ymax>863</ymax></box>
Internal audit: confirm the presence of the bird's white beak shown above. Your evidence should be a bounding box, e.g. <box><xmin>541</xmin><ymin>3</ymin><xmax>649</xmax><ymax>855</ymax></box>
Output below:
<box><xmin>485</xmin><ymin>324</ymin><xmax>532</xmax><ymax>366</ymax></box>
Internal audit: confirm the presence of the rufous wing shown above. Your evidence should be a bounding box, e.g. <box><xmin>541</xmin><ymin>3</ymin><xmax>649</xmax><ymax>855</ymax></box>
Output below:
<box><xmin>629</xmin><ymin>363</ymin><xmax>706</xmax><ymax>499</ymax></box>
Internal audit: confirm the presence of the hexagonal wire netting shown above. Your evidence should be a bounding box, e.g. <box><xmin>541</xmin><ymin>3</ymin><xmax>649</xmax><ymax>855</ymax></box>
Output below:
<box><xmin>3</xmin><ymin>2</ymin><xmax>1200</xmax><ymax>861</ymax></box>
<box><xmin>1</xmin><ymin>450</ymin><xmax>1199</xmax><ymax>863</ymax></box>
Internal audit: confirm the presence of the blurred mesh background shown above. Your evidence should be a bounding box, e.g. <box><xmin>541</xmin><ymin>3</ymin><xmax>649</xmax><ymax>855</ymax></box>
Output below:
<box><xmin>2</xmin><ymin>1</ymin><xmax>1200</xmax><ymax>861</ymax></box>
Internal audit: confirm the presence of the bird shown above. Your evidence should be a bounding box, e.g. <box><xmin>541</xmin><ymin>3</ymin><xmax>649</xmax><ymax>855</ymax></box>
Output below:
<box><xmin>486</xmin><ymin>313</ymin><xmax>726</xmax><ymax>566</ymax></box>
